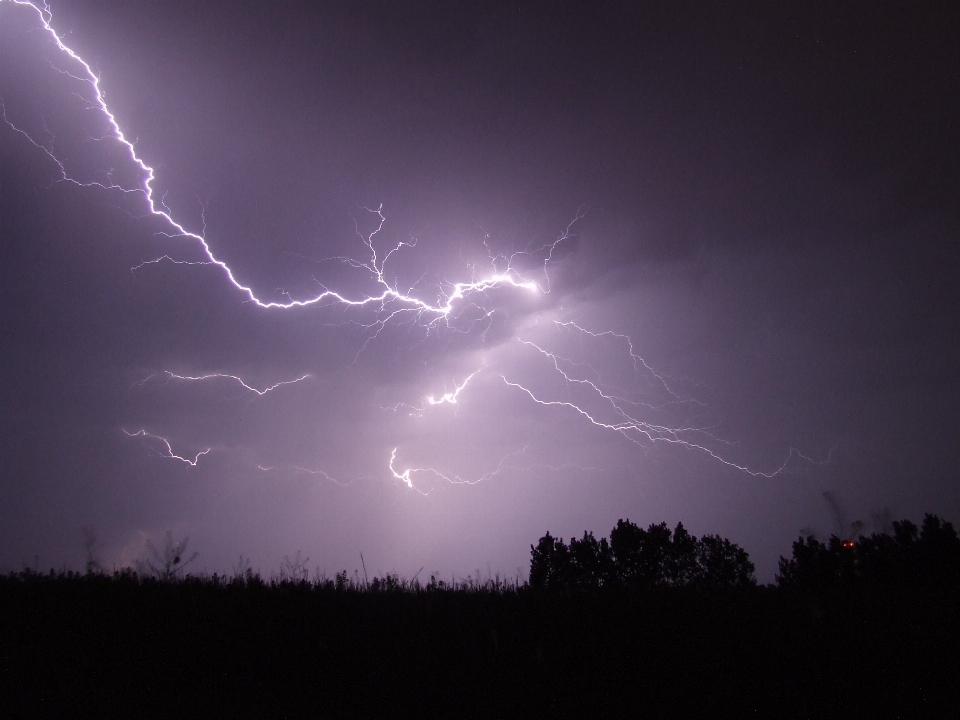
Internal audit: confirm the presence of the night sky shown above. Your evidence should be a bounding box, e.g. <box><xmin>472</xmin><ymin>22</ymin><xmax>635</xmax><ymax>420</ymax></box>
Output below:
<box><xmin>2</xmin><ymin>0</ymin><xmax>958</xmax><ymax>582</ymax></box>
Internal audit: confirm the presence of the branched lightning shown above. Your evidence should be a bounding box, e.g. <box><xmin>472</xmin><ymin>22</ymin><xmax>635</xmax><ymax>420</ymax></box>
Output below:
<box><xmin>500</xmin><ymin>325</ymin><xmax>823</xmax><ymax>477</ymax></box>
<box><xmin>1</xmin><ymin>0</ymin><xmax>558</xmax><ymax>334</ymax></box>
<box><xmin>553</xmin><ymin>321</ymin><xmax>696</xmax><ymax>404</ymax></box>
<box><xmin>500</xmin><ymin>374</ymin><xmax>796</xmax><ymax>476</ymax></box>
<box><xmin>3</xmin><ymin>1</ymin><xmax>827</xmax><ymax>485</ymax></box>
<box><xmin>122</xmin><ymin>429</ymin><xmax>210</xmax><ymax>466</ymax></box>
<box><xmin>381</xmin><ymin>369</ymin><xmax>481</xmax><ymax>417</ymax></box>
<box><xmin>425</xmin><ymin>370</ymin><xmax>480</xmax><ymax>406</ymax></box>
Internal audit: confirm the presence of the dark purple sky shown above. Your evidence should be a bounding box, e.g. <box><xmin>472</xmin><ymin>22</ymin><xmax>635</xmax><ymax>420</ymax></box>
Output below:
<box><xmin>2</xmin><ymin>0</ymin><xmax>958</xmax><ymax>581</ymax></box>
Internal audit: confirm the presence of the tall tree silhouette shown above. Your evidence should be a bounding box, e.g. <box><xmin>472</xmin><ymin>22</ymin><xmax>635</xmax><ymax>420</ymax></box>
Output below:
<box><xmin>529</xmin><ymin>532</ymin><xmax>571</xmax><ymax>589</ymax></box>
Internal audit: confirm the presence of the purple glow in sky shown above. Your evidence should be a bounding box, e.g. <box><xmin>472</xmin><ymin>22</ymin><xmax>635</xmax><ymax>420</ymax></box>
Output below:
<box><xmin>2</xmin><ymin>0</ymin><xmax>958</xmax><ymax>581</ymax></box>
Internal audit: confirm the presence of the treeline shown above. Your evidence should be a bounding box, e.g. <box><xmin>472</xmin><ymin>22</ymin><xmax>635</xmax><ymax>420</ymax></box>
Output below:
<box><xmin>530</xmin><ymin>520</ymin><xmax>755</xmax><ymax>590</ymax></box>
<box><xmin>530</xmin><ymin>513</ymin><xmax>960</xmax><ymax>593</ymax></box>
<box><xmin>12</xmin><ymin>512</ymin><xmax>960</xmax><ymax>594</ymax></box>
<box><xmin>2</xmin><ymin>514</ymin><xmax>959</xmax><ymax>717</ymax></box>
<box><xmin>777</xmin><ymin>513</ymin><xmax>960</xmax><ymax>591</ymax></box>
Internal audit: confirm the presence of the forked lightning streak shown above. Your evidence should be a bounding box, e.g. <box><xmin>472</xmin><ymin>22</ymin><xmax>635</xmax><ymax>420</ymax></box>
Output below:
<box><xmin>153</xmin><ymin>371</ymin><xmax>311</xmax><ymax>397</ymax></box>
<box><xmin>2</xmin><ymin>0</ymin><xmax>822</xmax><ymax>482</ymax></box>
<box><xmin>122</xmin><ymin>430</ymin><xmax>210</xmax><ymax>466</ymax></box>
<box><xmin>0</xmin><ymin>0</ymin><xmax>552</xmax><ymax>325</ymax></box>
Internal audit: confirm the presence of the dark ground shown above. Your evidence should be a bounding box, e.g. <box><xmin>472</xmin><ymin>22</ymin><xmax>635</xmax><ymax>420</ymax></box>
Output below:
<box><xmin>2</xmin><ymin>572</ymin><xmax>958</xmax><ymax>718</ymax></box>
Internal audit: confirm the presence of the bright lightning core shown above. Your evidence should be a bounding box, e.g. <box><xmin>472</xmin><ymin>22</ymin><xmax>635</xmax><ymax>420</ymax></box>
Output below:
<box><xmin>0</xmin><ymin>0</ymin><xmax>823</xmax><ymax>491</ymax></box>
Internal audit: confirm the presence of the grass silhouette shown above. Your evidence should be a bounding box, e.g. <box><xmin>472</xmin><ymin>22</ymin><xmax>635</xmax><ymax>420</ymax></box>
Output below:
<box><xmin>2</xmin><ymin>518</ymin><xmax>959</xmax><ymax>718</ymax></box>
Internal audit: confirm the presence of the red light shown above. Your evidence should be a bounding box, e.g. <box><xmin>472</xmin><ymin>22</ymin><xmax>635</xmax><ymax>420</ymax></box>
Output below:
<box><xmin>842</xmin><ymin>541</ymin><xmax>855</xmax><ymax>548</ymax></box>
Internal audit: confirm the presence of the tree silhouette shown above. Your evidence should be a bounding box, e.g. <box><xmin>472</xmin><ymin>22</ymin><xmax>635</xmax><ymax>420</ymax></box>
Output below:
<box><xmin>530</xmin><ymin>519</ymin><xmax>756</xmax><ymax>590</ymax></box>
<box><xmin>568</xmin><ymin>531</ymin><xmax>613</xmax><ymax>588</ymax></box>
<box><xmin>609</xmin><ymin>520</ymin><xmax>672</xmax><ymax>587</ymax></box>
<box><xmin>776</xmin><ymin>513</ymin><xmax>960</xmax><ymax>591</ymax></box>
<box><xmin>529</xmin><ymin>532</ymin><xmax>571</xmax><ymax>589</ymax></box>
<box><xmin>696</xmin><ymin>534</ymin><xmax>757</xmax><ymax>589</ymax></box>
<box><xmin>775</xmin><ymin>535</ymin><xmax>853</xmax><ymax>591</ymax></box>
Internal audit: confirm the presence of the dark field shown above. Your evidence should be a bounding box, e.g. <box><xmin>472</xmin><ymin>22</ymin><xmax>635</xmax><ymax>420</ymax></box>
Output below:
<box><xmin>2</xmin><ymin>571</ymin><xmax>958</xmax><ymax>719</ymax></box>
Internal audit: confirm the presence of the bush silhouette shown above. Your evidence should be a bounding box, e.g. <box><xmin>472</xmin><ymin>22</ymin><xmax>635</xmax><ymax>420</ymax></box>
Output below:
<box><xmin>530</xmin><ymin>519</ymin><xmax>756</xmax><ymax>590</ymax></box>
<box><xmin>140</xmin><ymin>530</ymin><xmax>199</xmax><ymax>581</ymax></box>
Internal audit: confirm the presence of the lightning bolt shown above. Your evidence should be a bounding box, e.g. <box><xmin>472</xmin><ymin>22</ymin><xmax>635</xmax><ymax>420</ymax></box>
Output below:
<box><xmin>388</xmin><ymin>446</ymin><xmax>527</xmax><ymax>495</ymax></box>
<box><xmin>122</xmin><ymin>429</ymin><xmax>210</xmax><ymax>466</ymax></box>
<box><xmin>1</xmin><ymin>0</ymin><xmax>556</xmax><ymax>333</ymax></box>
<box><xmin>154</xmin><ymin>371</ymin><xmax>311</xmax><ymax>396</ymax></box>
<box><xmin>2</xmin><ymin>1</ymin><xmax>828</xmax><ymax>484</ymax></box>
<box><xmin>500</xmin><ymin>374</ymin><xmax>795</xmax><ymax>476</ymax></box>
<box><xmin>291</xmin><ymin>466</ymin><xmax>359</xmax><ymax>488</ymax></box>
<box><xmin>500</xmin><ymin>326</ymin><xmax>826</xmax><ymax>477</ymax></box>
<box><xmin>553</xmin><ymin>321</ymin><xmax>695</xmax><ymax>404</ymax></box>
<box><xmin>425</xmin><ymin>370</ymin><xmax>480</xmax><ymax>406</ymax></box>
<box><xmin>381</xmin><ymin>369</ymin><xmax>481</xmax><ymax>417</ymax></box>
